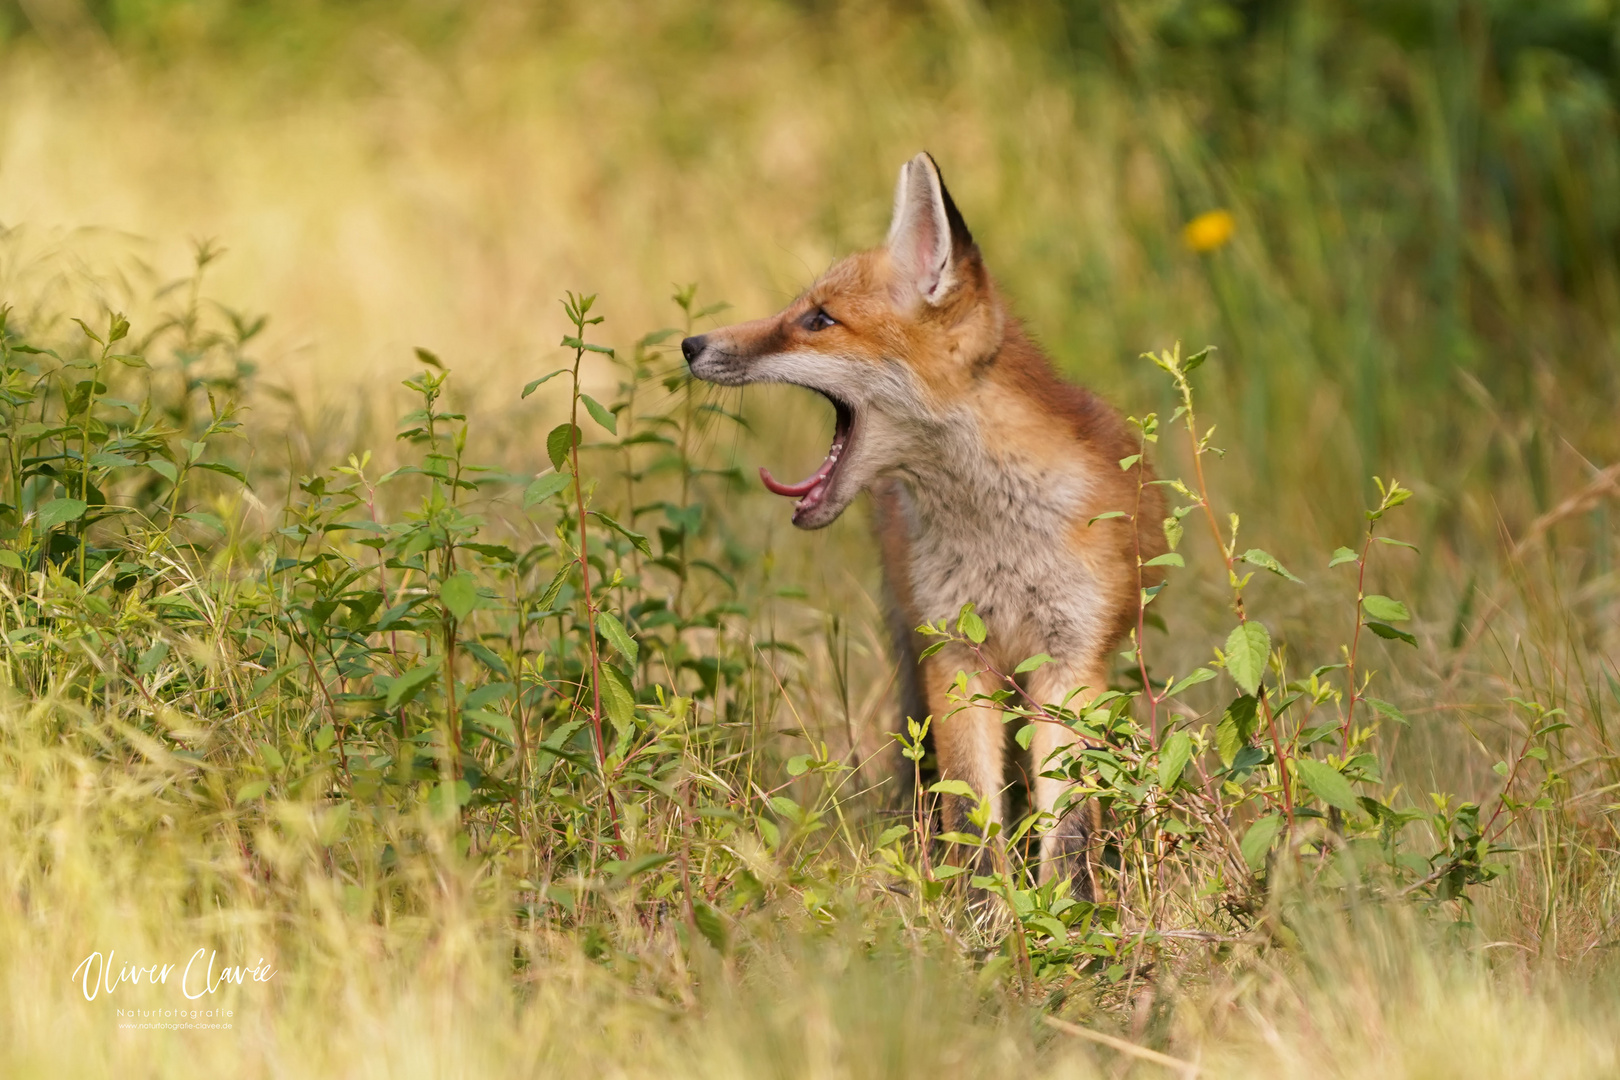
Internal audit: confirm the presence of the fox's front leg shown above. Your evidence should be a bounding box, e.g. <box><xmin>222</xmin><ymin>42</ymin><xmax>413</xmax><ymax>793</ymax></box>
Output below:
<box><xmin>921</xmin><ymin>648</ymin><xmax>1005</xmax><ymax>856</ymax></box>
<box><xmin>1025</xmin><ymin>661</ymin><xmax>1109</xmax><ymax>894</ymax></box>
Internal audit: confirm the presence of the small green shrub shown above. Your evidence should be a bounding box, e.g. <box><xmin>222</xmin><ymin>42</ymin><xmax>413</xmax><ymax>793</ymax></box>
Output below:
<box><xmin>0</xmin><ymin>262</ymin><xmax>1583</xmax><ymax>1009</ymax></box>
<box><xmin>893</xmin><ymin>344</ymin><xmax>1563</xmax><ymax>983</ymax></box>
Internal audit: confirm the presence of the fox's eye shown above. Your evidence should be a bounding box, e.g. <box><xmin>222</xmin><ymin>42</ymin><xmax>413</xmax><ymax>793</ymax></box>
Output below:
<box><xmin>803</xmin><ymin>307</ymin><xmax>837</xmax><ymax>332</ymax></box>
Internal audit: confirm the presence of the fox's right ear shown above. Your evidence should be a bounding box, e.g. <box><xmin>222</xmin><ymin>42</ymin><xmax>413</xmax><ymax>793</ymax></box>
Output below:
<box><xmin>886</xmin><ymin>152</ymin><xmax>976</xmax><ymax>306</ymax></box>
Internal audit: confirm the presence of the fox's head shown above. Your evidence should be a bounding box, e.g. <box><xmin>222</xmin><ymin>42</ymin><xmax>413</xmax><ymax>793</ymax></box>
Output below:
<box><xmin>682</xmin><ymin>152</ymin><xmax>1005</xmax><ymax>529</ymax></box>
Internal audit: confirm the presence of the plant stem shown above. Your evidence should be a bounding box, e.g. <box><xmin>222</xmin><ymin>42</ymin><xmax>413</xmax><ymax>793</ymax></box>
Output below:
<box><xmin>1171</xmin><ymin>354</ymin><xmax>1293</xmax><ymax>822</ymax></box>
<box><xmin>1340</xmin><ymin>530</ymin><xmax>1376</xmax><ymax>752</ymax></box>
<box><xmin>566</xmin><ymin>328</ymin><xmax>627</xmax><ymax>860</ymax></box>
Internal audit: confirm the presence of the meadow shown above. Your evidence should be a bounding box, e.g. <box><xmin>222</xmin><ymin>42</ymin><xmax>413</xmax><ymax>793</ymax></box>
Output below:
<box><xmin>0</xmin><ymin>2</ymin><xmax>1617</xmax><ymax>1076</ymax></box>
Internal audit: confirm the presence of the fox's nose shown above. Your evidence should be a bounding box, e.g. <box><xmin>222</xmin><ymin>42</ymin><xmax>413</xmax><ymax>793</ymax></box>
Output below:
<box><xmin>680</xmin><ymin>334</ymin><xmax>708</xmax><ymax>367</ymax></box>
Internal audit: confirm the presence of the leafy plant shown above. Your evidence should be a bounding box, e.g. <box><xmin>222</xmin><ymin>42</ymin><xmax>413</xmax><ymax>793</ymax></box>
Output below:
<box><xmin>898</xmin><ymin>344</ymin><xmax>1564</xmax><ymax>980</ymax></box>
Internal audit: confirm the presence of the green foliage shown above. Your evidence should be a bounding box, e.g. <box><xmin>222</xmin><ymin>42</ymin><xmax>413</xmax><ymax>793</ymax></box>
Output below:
<box><xmin>0</xmin><ymin>260</ymin><xmax>1601</xmax><ymax>1059</ymax></box>
<box><xmin>0</xmin><ymin>273</ymin><xmax>881</xmax><ymax>955</ymax></box>
<box><xmin>905</xmin><ymin>342</ymin><xmax>1567</xmax><ymax>977</ymax></box>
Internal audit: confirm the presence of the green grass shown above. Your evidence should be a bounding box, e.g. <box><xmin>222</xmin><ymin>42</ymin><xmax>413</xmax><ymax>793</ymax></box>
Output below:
<box><xmin>0</xmin><ymin>2</ymin><xmax>1617</xmax><ymax>1076</ymax></box>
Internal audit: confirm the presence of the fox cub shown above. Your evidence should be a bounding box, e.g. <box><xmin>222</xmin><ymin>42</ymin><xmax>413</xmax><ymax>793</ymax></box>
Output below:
<box><xmin>683</xmin><ymin>152</ymin><xmax>1163</xmax><ymax>887</ymax></box>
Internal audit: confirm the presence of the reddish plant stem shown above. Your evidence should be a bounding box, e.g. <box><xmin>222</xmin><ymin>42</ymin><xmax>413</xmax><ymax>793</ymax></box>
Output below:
<box><xmin>1482</xmin><ymin>713</ymin><xmax>1541</xmax><ymax>841</ymax></box>
<box><xmin>567</xmin><ymin>342</ymin><xmax>627</xmax><ymax>861</ymax></box>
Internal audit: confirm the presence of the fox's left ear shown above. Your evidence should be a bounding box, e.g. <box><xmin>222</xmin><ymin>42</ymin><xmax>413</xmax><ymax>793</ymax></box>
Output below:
<box><xmin>886</xmin><ymin>152</ymin><xmax>976</xmax><ymax>306</ymax></box>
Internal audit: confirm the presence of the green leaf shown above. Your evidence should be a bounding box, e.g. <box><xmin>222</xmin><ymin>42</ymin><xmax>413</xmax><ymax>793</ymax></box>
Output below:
<box><xmin>1162</xmin><ymin>514</ymin><xmax>1184</xmax><ymax>551</ymax></box>
<box><xmin>146</xmin><ymin>459</ymin><xmax>178</xmax><ymax>484</ymax></box>
<box><xmin>34</xmin><ymin>498</ymin><xmax>87</xmax><ymax>530</ymax></box>
<box><xmin>590</xmin><ymin>511</ymin><xmax>653</xmax><ymax>557</ymax></box>
<box><xmin>1295</xmin><ymin>758</ymin><xmax>1362</xmax><ymax>815</ymax></box>
<box><xmin>937</xmin><ymin>833</ymin><xmax>987</xmax><ymax>851</ymax></box>
<box><xmin>384</xmin><ymin>657</ymin><xmax>444</xmax><ymax>711</ymax></box>
<box><xmin>929</xmin><ymin>779</ymin><xmax>980</xmax><ymax>800</ymax></box>
<box><xmin>192</xmin><ymin>460</ymin><xmax>247</xmax><ymax>484</ymax></box>
<box><xmin>1118</xmin><ymin>453</ymin><xmax>1142</xmax><ymax>471</ymax></box>
<box><xmin>596</xmin><ymin>611</ymin><xmax>639</xmax><ymax>665</ymax></box>
<box><xmin>377</xmin><ymin>595</ymin><xmax>426</xmax><ymax>630</ymax></box>
<box><xmin>1362</xmin><ymin>594</ymin><xmax>1410</xmax><ymax>622</ymax></box>
<box><xmin>876</xmin><ymin>824</ymin><xmax>910</xmax><ymax>848</ymax></box>
<box><xmin>523</xmin><ymin>473</ymin><xmax>570</xmax><ymax>508</ymax></box>
<box><xmin>439</xmin><ymin>572</ymin><xmax>479</xmax><ymax>620</ymax></box>
<box><xmin>521</xmin><ymin>369</ymin><xmax>567</xmax><ymax>398</ymax></box>
<box><xmin>546</xmin><ymin>423</ymin><xmax>580</xmax><ymax>471</ymax></box>
<box><xmin>956</xmin><ymin>604</ymin><xmax>987</xmax><ymax>644</ymax></box>
<box><xmin>1224</xmin><ymin>621</ymin><xmax>1271</xmax><ymax>696</ymax></box>
<box><xmin>1329</xmin><ymin>546</ymin><xmax>1359</xmax><ymax>568</ymax></box>
<box><xmin>597</xmin><ymin>663</ymin><xmax>636</xmax><ymax>727</ymax></box>
<box><xmin>1366</xmin><ymin>621</ymin><xmax>1417</xmax><ymax>646</ymax></box>
<box><xmin>1088</xmin><ymin>510</ymin><xmax>1127</xmax><ymax>525</ymax></box>
<box><xmin>1241</xmin><ymin>814</ymin><xmax>1284</xmax><ymax>870</ymax></box>
<box><xmin>1239</xmin><ymin>548</ymin><xmax>1302</xmax><ymax>583</ymax></box>
<box><xmin>1142</xmin><ymin>552</ymin><xmax>1184</xmax><ymax>569</ymax></box>
<box><xmin>1366</xmin><ymin>697</ymin><xmax>1409</xmax><ymax>725</ymax></box>
<box><xmin>178</xmin><ymin>511</ymin><xmax>225</xmax><ymax>534</ymax></box>
<box><xmin>234</xmin><ymin>780</ymin><xmax>269</xmax><ymax>804</ymax></box>
<box><xmin>537</xmin><ymin>564</ymin><xmax>571</xmax><ymax>611</ymax></box>
<box><xmin>560</xmin><ymin>335</ymin><xmax>615</xmax><ymax>357</ymax></box>
<box><xmin>579</xmin><ymin>394</ymin><xmax>618</xmax><ymax>435</ymax></box>
<box><xmin>604</xmin><ymin>853</ymin><xmax>675</xmax><ymax>881</ymax></box>
<box><xmin>1216</xmin><ymin>695</ymin><xmax>1258</xmax><ymax>766</ymax></box>
<box><xmin>1157</xmin><ymin>732</ymin><xmax>1193</xmax><ymax>790</ymax></box>
<box><xmin>1165</xmin><ymin>666</ymin><xmax>1216</xmax><ymax>698</ymax></box>
<box><xmin>1013</xmin><ymin>653</ymin><xmax>1053</xmax><ymax>674</ymax></box>
<box><xmin>0</xmin><ymin>550</ymin><xmax>22</xmax><ymax>571</ymax></box>
<box><xmin>692</xmin><ymin>899</ymin><xmax>727</xmax><ymax>954</ymax></box>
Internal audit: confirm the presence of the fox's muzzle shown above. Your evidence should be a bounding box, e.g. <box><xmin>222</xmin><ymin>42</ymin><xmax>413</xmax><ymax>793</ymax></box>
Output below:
<box><xmin>680</xmin><ymin>334</ymin><xmax>708</xmax><ymax>366</ymax></box>
<box><xmin>682</xmin><ymin>333</ymin><xmax>738</xmax><ymax>384</ymax></box>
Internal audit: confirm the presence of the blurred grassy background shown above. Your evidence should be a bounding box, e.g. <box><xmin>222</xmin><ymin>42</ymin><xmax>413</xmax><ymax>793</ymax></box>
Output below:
<box><xmin>1</xmin><ymin>3</ymin><xmax>1618</xmax><ymax>1074</ymax></box>
<box><xmin>4</xmin><ymin>0</ymin><xmax>1616</xmax><ymax>543</ymax></box>
<box><xmin>10</xmin><ymin>0</ymin><xmax>1614</xmax><ymax>775</ymax></box>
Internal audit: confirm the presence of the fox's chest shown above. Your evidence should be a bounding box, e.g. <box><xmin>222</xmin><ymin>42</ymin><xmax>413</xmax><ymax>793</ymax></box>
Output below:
<box><xmin>896</xmin><ymin>468</ymin><xmax>1114</xmax><ymax>667</ymax></box>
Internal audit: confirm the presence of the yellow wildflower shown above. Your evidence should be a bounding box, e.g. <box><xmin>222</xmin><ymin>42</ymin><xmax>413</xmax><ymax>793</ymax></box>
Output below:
<box><xmin>1183</xmin><ymin>209</ymin><xmax>1236</xmax><ymax>253</ymax></box>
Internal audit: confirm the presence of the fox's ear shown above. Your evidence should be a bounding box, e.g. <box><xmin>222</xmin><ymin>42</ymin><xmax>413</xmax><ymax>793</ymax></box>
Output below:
<box><xmin>886</xmin><ymin>152</ymin><xmax>975</xmax><ymax>306</ymax></box>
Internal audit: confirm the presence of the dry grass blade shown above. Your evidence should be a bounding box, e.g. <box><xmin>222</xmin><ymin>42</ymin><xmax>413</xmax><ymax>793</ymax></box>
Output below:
<box><xmin>1510</xmin><ymin>460</ymin><xmax>1620</xmax><ymax>560</ymax></box>
<box><xmin>1042</xmin><ymin>1015</ymin><xmax>1200</xmax><ymax>1077</ymax></box>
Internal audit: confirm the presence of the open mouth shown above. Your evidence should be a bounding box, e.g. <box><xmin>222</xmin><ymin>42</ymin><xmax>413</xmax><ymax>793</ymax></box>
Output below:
<box><xmin>758</xmin><ymin>390</ymin><xmax>854</xmax><ymax>520</ymax></box>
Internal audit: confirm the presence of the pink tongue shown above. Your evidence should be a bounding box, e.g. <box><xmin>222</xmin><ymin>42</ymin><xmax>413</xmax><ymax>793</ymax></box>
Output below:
<box><xmin>760</xmin><ymin>461</ymin><xmax>831</xmax><ymax>498</ymax></box>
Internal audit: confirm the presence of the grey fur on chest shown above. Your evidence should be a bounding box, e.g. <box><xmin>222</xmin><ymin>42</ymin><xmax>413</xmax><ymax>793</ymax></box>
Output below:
<box><xmin>890</xmin><ymin>427</ymin><xmax>1108</xmax><ymax>668</ymax></box>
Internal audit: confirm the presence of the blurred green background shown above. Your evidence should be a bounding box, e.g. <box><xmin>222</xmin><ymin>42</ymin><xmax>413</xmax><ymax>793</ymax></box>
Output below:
<box><xmin>4</xmin><ymin>1</ymin><xmax>1616</xmax><ymax>562</ymax></box>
